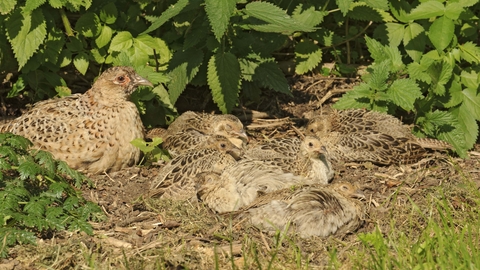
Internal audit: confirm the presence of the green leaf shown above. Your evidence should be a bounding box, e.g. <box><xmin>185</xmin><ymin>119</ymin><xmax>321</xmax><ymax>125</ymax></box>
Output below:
<box><xmin>292</xmin><ymin>5</ymin><xmax>326</xmax><ymax>28</ymax></box>
<box><xmin>141</xmin><ymin>0</ymin><xmax>189</xmax><ymax>34</ymax></box>
<box><xmin>0</xmin><ymin>0</ymin><xmax>15</xmax><ymax>14</ymax></box>
<box><xmin>337</xmin><ymin>0</ymin><xmax>353</xmax><ymax>15</ymax></box>
<box><xmin>295</xmin><ymin>40</ymin><xmax>322</xmax><ymax>74</ymax></box>
<box><xmin>444</xmin><ymin>2</ymin><xmax>464</xmax><ymax>20</ymax></box>
<box><xmin>458</xmin><ymin>42</ymin><xmax>480</xmax><ymax>64</ymax></box>
<box><xmin>368</xmin><ymin>61</ymin><xmax>390</xmax><ymax>91</ymax></box>
<box><xmin>428</xmin><ymin>16</ymin><xmax>454</xmax><ymax>51</ymax></box>
<box><xmin>243</xmin><ymin>1</ymin><xmax>314</xmax><ymax>33</ymax></box>
<box><xmin>460</xmin><ymin>70</ymin><xmax>479</xmax><ymax>90</ymax></box>
<box><xmin>385</xmin><ymin>23</ymin><xmax>404</xmax><ymax>47</ymax></box>
<box><xmin>99</xmin><ymin>2</ymin><xmax>117</xmax><ymax>24</ymax></box>
<box><xmin>387</xmin><ymin>79</ymin><xmax>422</xmax><ymax>111</ymax></box>
<box><xmin>75</xmin><ymin>12</ymin><xmax>100</xmax><ymax>38</ymax></box>
<box><xmin>167</xmin><ymin>48</ymin><xmax>204</xmax><ymax>105</ymax></box>
<box><xmin>424</xmin><ymin>111</ymin><xmax>467</xmax><ymax>157</ymax></box>
<box><xmin>461</xmin><ymin>87</ymin><xmax>480</xmax><ymax>120</ymax></box>
<box><xmin>333</xmin><ymin>83</ymin><xmax>372</xmax><ymax>109</ymax></box>
<box><xmin>6</xmin><ymin>8</ymin><xmax>47</xmax><ymax>69</ymax></box>
<box><xmin>73</xmin><ymin>52</ymin><xmax>89</xmax><ymax>75</ymax></box>
<box><xmin>95</xmin><ymin>25</ymin><xmax>112</xmax><ymax>48</ymax></box>
<box><xmin>443</xmin><ymin>76</ymin><xmax>463</xmax><ymax>108</ymax></box>
<box><xmin>427</xmin><ymin>60</ymin><xmax>452</xmax><ymax>96</ymax></box>
<box><xmin>450</xmin><ymin>106</ymin><xmax>476</xmax><ymax>155</ymax></box>
<box><xmin>406</xmin><ymin>1</ymin><xmax>445</xmax><ymax>20</ymax></box>
<box><xmin>25</xmin><ymin>0</ymin><xmax>46</xmax><ymax>12</ymax></box>
<box><xmin>205</xmin><ymin>0</ymin><xmax>236</xmax><ymax>41</ymax></box>
<box><xmin>109</xmin><ymin>31</ymin><xmax>133</xmax><ymax>52</ymax></box>
<box><xmin>254</xmin><ymin>61</ymin><xmax>291</xmax><ymax>95</ymax></box>
<box><xmin>48</xmin><ymin>0</ymin><xmax>65</xmax><ymax>8</ymax></box>
<box><xmin>403</xmin><ymin>22</ymin><xmax>426</xmax><ymax>62</ymax></box>
<box><xmin>207</xmin><ymin>52</ymin><xmax>241</xmax><ymax>113</ymax></box>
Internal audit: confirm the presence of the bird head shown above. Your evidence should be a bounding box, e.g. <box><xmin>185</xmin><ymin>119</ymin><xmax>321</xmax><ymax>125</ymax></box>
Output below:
<box><xmin>95</xmin><ymin>66</ymin><xmax>154</xmax><ymax>98</ymax></box>
<box><xmin>331</xmin><ymin>182</ymin><xmax>365</xmax><ymax>200</ymax></box>
<box><xmin>212</xmin><ymin>115</ymin><xmax>248</xmax><ymax>143</ymax></box>
<box><xmin>301</xmin><ymin>136</ymin><xmax>328</xmax><ymax>158</ymax></box>
<box><xmin>305</xmin><ymin>117</ymin><xmax>329</xmax><ymax>136</ymax></box>
<box><xmin>206</xmin><ymin>135</ymin><xmax>243</xmax><ymax>160</ymax></box>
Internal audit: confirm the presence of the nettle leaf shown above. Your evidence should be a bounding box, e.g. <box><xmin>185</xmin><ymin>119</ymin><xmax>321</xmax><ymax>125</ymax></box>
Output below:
<box><xmin>406</xmin><ymin>1</ymin><xmax>445</xmax><ymax>20</ymax></box>
<box><xmin>385</xmin><ymin>23</ymin><xmax>404</xmax><ymax>47</ymax></box>
<box><xmin>18</xmin><ymin>160</ymin><xmax>42</xmax><ymax>180</ymax></box>
<box><xmin>130</xmin><ymin>34</ymin><xmax>158</xmax><ymax>67</ymax></box>
<box><xmin>95</xmin><ymin>25</ymin><xmax>112</xmax><ymax>48</ymax></box>
<box><xmin>48</xmin><ymin>0</ymin><xmax>65</xmax><ymax>8</ymax></box>
<box><xmin>458</xmin><ymin>42</ymin><xmax>480</xmax><ymax>64</ymax></box>
<box><xmin>403</xmin><ymin>22</ymin><xmax>426</xmax><ymax>62</ymax></box>
<box><xmin>428</xmin><ymin>16</ymin><xmax>454</xmax><ymax>51</ymax></box>
<box><xmin>167</xmin><ymin>48</ymin><xmax>204</xmax><ymax>105</ymax></box>
<box><xmin>333</xmin><ymin>83</ymin><xmax>373</xmax><ymax>109</ymax></box>
<box><xmin>337</xmin><ymin>0</ymin><xmax>353</xmax><ymax>15</ymax></box>
<box><xmin>207</xmin><ymin>52</ymin><xmax>241</xmax><ymax>113</ymax></box>
<box><xmin>295</xmin><ymin>40</ymin><xmax>322</xmax><ymax>74</ymax></box>
<box><xmin>425</xmin><ymin>110</ymin><xmax>467</xmax><ymax>157</ymax></box>
<box><xmin>205</xmin><ymin>0</ymin><xmax>236</xmax><ymax>41</ymax></box>
<box><xmin>292</xmin><ymin>5</ymin><xmax>326</xmax><ymax>28</ymax></box>
<box><xmin>243</xmin><ymin>1</ymin><xmax>315</xmax><ymax>33</ymax></box>
<box><xmin>6</xmin><ymin>8</ymin><xmax>47</xmax><ymax>69</ymax></box>
<box><xmin>25</xmin><ymin>0</ymin><xmax>46</xmax><ymax>12</ymax></box>
<box><xmin>142</xmin><ymin>0</ymin><xmax>189</xmax><ymax>34</ymax></box>
<box><xmin>365</xmin><ymin>35</ymin><xmax>402</xmax><ymax>71</ymax></box>
<box><xmin>387</xmin><ymin>78</ymin><xmax>422</xmax><ymax>111</ymax></box>
<box><xmin>444</xmin><ymin>2</ymin><xmax>464</xmax><ymax>20</ymax></box>
<box><xmin>427</xmin><ymin>60</ymin><xmax>452</xmax><ymax>96</ymax></box>
<box><xmin>109</xmin><ymin>31</ymin><xmax>133</xmax><ymax>52</ymax></box>
<box><xmin>99</xmin><ymin>2</ymin><xmax>117</xmax><ymax>24</ymax></box>
<box><xmin>461</xmin><ymin>87</ymin><xmax>480</xmax><ymax>120</ymax></box>
<box><xmin>451</xmin><ymin>106</ymin><xmax>476</xmax><ymax>156</ymax></box>
<box><xmin>73</xmin><ymin>51</ymin><xmax>89</xmax><ymax>75</ymax></box>
<box><xmin>75</xmin><ymin>12</ymin><xmax>100</xmax><ymax>38</ymax></box>
<box><xmin>368</xmin><ymin>61</ymin><xmax>390</xmax><ymax>91</ymax></box>
<box><xmin>443</xmin><ymin>76</ymin><xmax>463</xmax><ymax>108</ymax></box>
<box><xmin>460</xmin><ymin>70</ymin><xmax>479</xmax><ymax>90</ymax></box>
<box><xmin>0</xmin><ymin>0</ymin><xmax>16</xmax><ymax>15</ymax></box>
<box><xmin>253</xmin><ymin>61</ymin><xmax>291</xmax><ymax>95</ymax></box>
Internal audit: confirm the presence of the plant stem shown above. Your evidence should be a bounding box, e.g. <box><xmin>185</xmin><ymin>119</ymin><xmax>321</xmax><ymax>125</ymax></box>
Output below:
<box><xmin>60</xmin><ymin>9</ymin><xmax>74</xmax><ymax>36</ymax></box>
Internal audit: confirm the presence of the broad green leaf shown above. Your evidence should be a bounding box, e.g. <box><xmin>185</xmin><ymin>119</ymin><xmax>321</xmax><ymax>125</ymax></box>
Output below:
<box><xmin>58</xmin><ymin>49</ymin><xmax>72</xmax><ymax>67</ymax></box>
<box><xmin>48</xmin><ymin>0</ymin><xmax>65</xmax><ymax>8</ymax></box>
<box><xmin>428</xmin><ymin>16</ymin><xmax>454</xmax><ymax>51</ymax></box>
<box><xmin>109</xmin><ymin>31</ymin><xmax>133</xmax><ymax>52</ymax></box>
<box><xmin>44</xmin><ymin>29</ymin><xmax>65</xmax><ymax>66</ymax></box>
<box><xmin>75</xmin><ymin>12</ymin><xmax>100</xmax><ymax>37</ymax></box>
<box><xmin>73</xmin><ymin>52</ymin><xmax>89</xmax><ymax>75</ymax></box>
<box><xmin>254</xmin><ymin>61</ymin><xmax>291</xmax><ymax>95</ymax></box>
<box><xmin>425</xmin><ymin>110</ymin><xmax>467</xmax><ymax>157</ymax></box>
<box><xmin>90</xmin><ymin>48</ymin><xmax>105</xmax><ymax>63</ymax></box>
<box><xmin>141</xmin><ymin>0</ymin><xmax>189</xmax><ymax>34</ymax></box>
<box><xmin>8</xmin><ymin>77</ymin><xmax>26</xmax><ymax>98</ymax></box>
<box><xmin>443</xmin><ymin>77</ymin><xmax>462</xmax><ymax>108</ymax></box>
<box><xmin>167</xmin><ymin>48</ymin><xmax>204</xmax><ymax>104</ymax></box>
<box><xmin>348</xmin><ymin>3</ymin><xmax>394</xmax><ymax>22</ymax></box>
<box><xmin>99</xmin><ymin>2</ymin><xmax>117</xmax><ymax>24</ymax></box>
<box><xmin>460</xmin><ymin>70</ymin><xmax>479</xmax><ymax>90</ymax></box>
<box><xmin>451</xmin><ymin>105</ymin><xmax>477</xmax><ymax>155</ymax></box>
<box><xmin>333</xmin><ymin>83</ymin><xmax>373</xmax><ymax>109</ymax></box>
<box><xmin>385</xmin><ymin>23</ymin><xmax>404</xmax><ymax>47</ymax></box>
<box><xmin>444</xmin><ymin>2</ymin><xmax>464</xmax><ymax>20</ymax></box>
<box><xmin>6</xmin><ymin>8</ymin><xmax>47</xmax><ymax>69</ymax></box>
<box><xmin>95</xmin><ymin>25</ymin><xmax>112</xmax><ymax>49</ymax></box>
<box><xmin>244</xmin><ymin>2</ymin><xmax>314</xmax><ymax>33</ymax></box>
<box><xmin>368</xmin><ymin>61</ymin><xmax>389</xmax><ymax>91</ymax></box>
<box><xmin>295</xmin><ymin>40</ymin><xmax>322</xmax><ymax>74</ymax></box>
<box><xmin>427</xmin><ymin>60</ymin><xmax>452</xmax><ymax>96</ymax></box>
<box><xmin>25</xmin><ymin>0</ymin><xmax>46</xmax><ymax>12</ymax></box>
<box><xmin>130</xmin><ymin>34</ymin><xmax>157</xmax><ymax>67</ymax></box>
<box><xmin>239</xmin><ymin>58</ymin><xmax>259</xmax><ymax>82</ymax></box>
<box><xmin>207</xmin><ymin>52</ymin><xmax>241</xmax><ymax>113</ymax></box>
<box><xmin>387</xmin><ymin>79</ymin><xmax>422</xmax><ymax>111</ymax></box>
<box><xmin>0</xmin><ymin>0</ymin><xmax>16</xmax><ymax>15</ymax></box>
<box><xmin>205</xmin><ymin>0</ymin><xmax>236</xmax><ymax>41</ymax></box>
<box><xmin>403</xmin><ymin>22</ymin><xmax>426</xmax><ymax>62</ymax></box>
<box><xmin>406</xmin><ymin>1</ymin><xmax>445</xmax><ymax>20</ymax></box>
<box><xmin>337</xmin><ymin>0</ymin><xmax>354</xmax><ymax>15</ymax></box>
<box><xmin>407</xmin><ymin>62</ymin><xmax>430</xmax><ymax>84</ymax></box>
<box><xmin>461</xmin><ymin>87</ymin><xmax>480</xmax><ymax>120</ymax></box>
<box><xmin>292</xmin><ymin>5</ymin><xmax>326</xmax><ymax>28</ymax></box>
<box><xmin>458</xmin><ymin>42</ymin><xmax>480</xmax><ymax>64</ymax></box>
<box><xmin>365</xmin><ymin>36</ymin><xmax>386</xmax><ymax>63</ymax></box>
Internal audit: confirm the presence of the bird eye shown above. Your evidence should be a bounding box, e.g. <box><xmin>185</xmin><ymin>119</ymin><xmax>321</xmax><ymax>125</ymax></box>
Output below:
<box><xmin>310</xmin><ymin>129</ymin><xmax>314</xmax><ymax>133</ymax></box>
<box><xmin>117</xmin><ymin>75</ymin><xmax>126</xmax><ymax>82</ymax></box>
<box><xmin>220</xmin><ymin>143</ymin><xmax>226</xmax><ymax>148</ymax></box>
<box><xmin>308</xmin><ymin>142</ymin><xmax>313</xmax><ymax>147</ymax></box>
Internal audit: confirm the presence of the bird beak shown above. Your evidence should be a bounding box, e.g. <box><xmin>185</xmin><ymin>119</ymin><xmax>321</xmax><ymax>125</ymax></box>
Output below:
<box><xmin>350</xmin><ymin>190</ymin><xmax>366</xmax><ymax>200</ymax></box>
<box><xmin>237</xmin><ymin>130</ymin><xmax>249</xmax><ymax>142</ymax></box>
<box><xmin>134</xmin><ymin>75</ymin><xmax>154</xmax><ymax>87</ymax></box>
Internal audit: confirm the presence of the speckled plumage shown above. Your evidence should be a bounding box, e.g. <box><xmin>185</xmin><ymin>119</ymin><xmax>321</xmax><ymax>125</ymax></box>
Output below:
<box><xmin>196</xmin><ymin>160</ymin><xmax>319</xmax><ymax>213</ymax></box>
<box><xmin>163</xmin><ymin>111</ymin><xmax>248</xmax><ymax>152</ymax></box>
<box><xmin>236</xmin><ymin>182</ymin><xmax>364</xmax><ymax>238</ymax></box>
<box><xmin>305</xmin><ymin>109</ymin><xmax>451</xmax><ymax>165</ymax></box>
<box><xmin>245</xmin><ymin>136</ymin><xmax>334</xmax><ymax>184</ymax></box>
<box><xmin>0</xmin><ymin>66</ymin><xmax>152</xmax><ymax>174</ymax></box>
<box><xmin>149</xmin><ymin>135</ymin><xmax>243</xmax><ymax>200</ymax></box>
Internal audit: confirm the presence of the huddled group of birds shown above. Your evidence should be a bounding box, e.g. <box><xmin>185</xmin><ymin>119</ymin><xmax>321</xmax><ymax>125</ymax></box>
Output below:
<box><xmin>0</xmin><ymin>66</ymin><xmax>452</xmax><ymax>238</ymax></box>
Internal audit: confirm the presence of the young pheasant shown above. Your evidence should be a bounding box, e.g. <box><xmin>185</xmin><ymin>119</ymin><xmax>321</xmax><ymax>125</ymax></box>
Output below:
<box><xmin>196</xmin><ymin>160</ymin><xmax>319</xmax><ymax>213</ymax></box>
<box><xmin>245</xmin><ymin>136</ymin><xmax>334</xmax><ymax>184</ymax></box>
<box><xmin>163</xmin><ymin>111</ymin><xmax>248</xmax><ymax>150</ymax></box>
<box><xmin>148</xmin><ymin>135</ymin><xmax>243</xmax><ymax>200</ymax></box>
<box><xmin>305</xmin><ymin>108</ymin><xmax>451</xmax><ymax>165</ymax></box>
<box><xmin>0</xmin><ymin>66</ymin><xmax>152</xmax><ymax>174</ymax></box>
<box><xmin>235</xmin><ymin>182</ymin><xmax>365</xmax><ymax>238</ymax></box>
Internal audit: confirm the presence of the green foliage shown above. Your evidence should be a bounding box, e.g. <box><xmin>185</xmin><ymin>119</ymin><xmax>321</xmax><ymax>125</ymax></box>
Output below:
<box><xmin>131</xmin><ymin>137</ymin><xmax>170</xmax><ymax>165</ymax></box>
<box><xmin>1</xmin><ymin>0</ymin><xmax>479</xmax><ymax>152</ymax></box>
<box><xmin>0</xmin><ymin>133</ymin><xmax>103</xmax><ymax>258</ymax></box>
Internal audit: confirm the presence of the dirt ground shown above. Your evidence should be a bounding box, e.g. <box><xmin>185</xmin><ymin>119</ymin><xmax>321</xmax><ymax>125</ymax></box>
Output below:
<box><xmin>1</xmin><ymin>74</ymin><xmax>480</xmax><ymax>269</ymax></box>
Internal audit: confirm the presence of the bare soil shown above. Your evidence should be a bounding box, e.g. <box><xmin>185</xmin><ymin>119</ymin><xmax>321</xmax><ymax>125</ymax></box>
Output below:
<box><xmin>2</xmin><ymin>74</ymin><xmax>480</xmax><ymax>269</ymax></box>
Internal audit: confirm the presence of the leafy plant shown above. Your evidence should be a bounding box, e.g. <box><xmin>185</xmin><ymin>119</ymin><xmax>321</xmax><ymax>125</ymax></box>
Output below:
<box><xmin>0</xmin><ymin>133</ymin><xmax>103</xmax><ymax>258</ymax></box>
<box><xmin>131</xmin><ymin>137</ymin><xmax>170</xmax><ymax>165</ymax></box>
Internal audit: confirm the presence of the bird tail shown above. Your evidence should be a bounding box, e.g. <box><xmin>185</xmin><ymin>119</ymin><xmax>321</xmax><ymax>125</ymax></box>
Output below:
<box><xmin>416</xmin><ymin>137</ymin><xmax>452</xmax><ymax>150</ymax></box>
